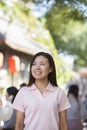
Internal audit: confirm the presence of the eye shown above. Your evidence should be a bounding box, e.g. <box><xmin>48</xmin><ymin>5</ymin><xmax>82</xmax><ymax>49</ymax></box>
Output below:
<box><xmin>40</xmin><ymin>63</ymin><xmax>45</xmax><ymax>65</ymax></box>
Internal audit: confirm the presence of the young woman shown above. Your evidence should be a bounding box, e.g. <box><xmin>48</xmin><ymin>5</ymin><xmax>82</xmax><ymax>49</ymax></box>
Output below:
<box><xmin>13</xmin><ymin>52</ymin><xmax>70</xmax><ymax>130</ymax></box>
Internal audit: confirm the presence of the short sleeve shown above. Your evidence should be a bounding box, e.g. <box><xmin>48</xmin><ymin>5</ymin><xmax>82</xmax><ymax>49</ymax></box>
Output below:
<box><xmin>58</xmin><ymin>89</ymin><xmax>70</xmax><ymax>112</ymax></box>
<box><xmin>12</xmin><ymin>88</ymin><xmax>25</xmax><ymax>112</ymax></box>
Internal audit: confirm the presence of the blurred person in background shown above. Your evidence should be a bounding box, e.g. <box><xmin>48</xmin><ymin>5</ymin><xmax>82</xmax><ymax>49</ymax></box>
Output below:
<box><xmin>0</xmin><ymin>86</ymin><xmax>18</xmax><ymax>130</ymax></box>
<box><xmin>82</xmin><ymin>94</ymin><xmax>87</xmax><ymax>128</ymax></box>
<box><xmin>67</xmin><ymin>84</ymin><xmax>87</xmax><ymax>130</ymax></box>
<box><xmin>0</xmin><ymin>96</ymin><xmax>13</xmax><ymax>122</ymax></box>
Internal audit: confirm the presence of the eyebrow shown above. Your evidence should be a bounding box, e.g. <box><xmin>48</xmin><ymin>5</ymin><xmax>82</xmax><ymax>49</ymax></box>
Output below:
<box><xmin>33</xmin><ymin>60</ymin><xmax>49</xmax><ymax>63</ymax></box>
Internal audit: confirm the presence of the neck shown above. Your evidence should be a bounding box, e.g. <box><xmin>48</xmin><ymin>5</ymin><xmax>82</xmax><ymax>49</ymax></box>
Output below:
<box><xmin>35</xmin><ymin>80</ymin><xmax>49</xmax><ymax>90</ymax></box>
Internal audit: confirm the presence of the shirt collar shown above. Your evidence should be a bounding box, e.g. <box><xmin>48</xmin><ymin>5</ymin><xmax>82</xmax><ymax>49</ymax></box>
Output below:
<box><xmin>28</xmin><ymin>82</ymin><xmax>54</xmax><ymax>92</ymax></box>
<box><xmin>46</xmin><ymin>82</ymin><xmax>54</xmax><ymax>92</ymax></box>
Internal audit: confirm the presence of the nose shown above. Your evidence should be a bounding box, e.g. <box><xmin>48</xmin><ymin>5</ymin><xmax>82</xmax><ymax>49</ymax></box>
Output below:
<box><xmin>35</xmin><ymin>64</ymin><xmax>41</xmax><ymax>69</ymax></box>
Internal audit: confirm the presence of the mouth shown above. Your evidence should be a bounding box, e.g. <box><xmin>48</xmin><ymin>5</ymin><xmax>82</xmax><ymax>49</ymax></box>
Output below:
<box><xmin>34</xmin><ymin>71</ymin><xmax>42</xmax><ymax>75</ymax></box>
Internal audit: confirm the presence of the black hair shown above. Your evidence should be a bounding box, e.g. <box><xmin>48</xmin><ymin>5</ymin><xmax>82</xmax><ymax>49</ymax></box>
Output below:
<box><xmin>68</xmin><ymin>84</ymin><xmax>79</xmax><ymax>99</ymax></box>
<box><xmin>20</xmin><ymin>83</ymin><xmax>27</xmax><ymax>88</ymax></box>
<box><xmin>7</xmin><ymin>86</ymin><xmax>18</xmax><ymax>103</ymax></box>
<box><xmin>28</xmin><ymin>52</ymin><xmax>58</xmax><ymax>87</ymax></box>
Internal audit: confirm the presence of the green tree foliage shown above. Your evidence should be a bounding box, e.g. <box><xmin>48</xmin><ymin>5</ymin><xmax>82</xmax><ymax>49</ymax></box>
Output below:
<box><xmin>52</xmin><ymin>21</ymin><xmax>87</xmax><ymax>67</ymax></box>
<box><xmin>23</xmin><ymin>0</ymin><xmax>87</xmax><ymax>69</ymax></box>
<box><xmin>44</xmin><ymin>1</ymin><xmax>87</xmax><ymax>69</ymax></box>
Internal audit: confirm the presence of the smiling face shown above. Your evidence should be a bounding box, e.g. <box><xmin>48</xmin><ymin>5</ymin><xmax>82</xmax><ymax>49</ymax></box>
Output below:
<box><xmin>31</xmin><ymin>55</ymin><xmax>52</xmax><ymax>81</ymax></box>
<box><xmin>28</xmin><ymin>52</ymin><xmax>57</xmax><ymax>86</ymax></box>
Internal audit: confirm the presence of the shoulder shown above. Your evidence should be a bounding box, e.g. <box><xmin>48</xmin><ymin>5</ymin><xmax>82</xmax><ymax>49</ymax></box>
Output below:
<box><xmin>53</xmin><ymin>86</ymin><xmax>66</xmax><ymax>94</ymax></box>
<box><xmin>19</xmin><ymin>86</ymin><xmax>29</xmax><ymax>91</ymax></box>
<box><xmin>51</xmin><ymin>85</ymin><xmax>67</xmax><ymax>98</ymax></box>
<box><xmin>49</xmin><ymin>83</ymin><xmax>67</xmax><ymax>96</ymax></box>
<box><xmin>16</xmin><ymin>87</ymin><xmax>30</xmax><ymax>98</ymax></box>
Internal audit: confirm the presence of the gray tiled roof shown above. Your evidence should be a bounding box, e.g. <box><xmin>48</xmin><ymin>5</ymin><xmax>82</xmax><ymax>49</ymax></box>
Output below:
<box><xmin>0</xmin><ymin>16</ymin><xmax>50</xmax><ymax>55</ymax></box>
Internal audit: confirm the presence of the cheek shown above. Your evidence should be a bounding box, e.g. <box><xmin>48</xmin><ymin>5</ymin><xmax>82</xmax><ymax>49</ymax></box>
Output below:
<box><xmin>43</xmin><ymin>67</ymin><xmax>51</xmax><ymax>74</ymax></box>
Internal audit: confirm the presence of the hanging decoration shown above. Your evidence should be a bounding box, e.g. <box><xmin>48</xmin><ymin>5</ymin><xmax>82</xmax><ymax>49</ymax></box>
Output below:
<box><xmin>8</xmin><ymin>55</ymin><xmax>20</xmax><ymax>74</ymax></box>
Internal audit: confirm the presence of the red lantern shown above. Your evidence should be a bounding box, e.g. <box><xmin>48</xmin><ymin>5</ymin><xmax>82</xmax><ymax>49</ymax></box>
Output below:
<box><xmin>0</xmin><ymin>52</ymin><xmax>4</xmax><ymax>68</ymax></box>
<box><xmin>8</xmin><ymin>56</ymin><xmax>20</xmax><ymax>73</ymax></box>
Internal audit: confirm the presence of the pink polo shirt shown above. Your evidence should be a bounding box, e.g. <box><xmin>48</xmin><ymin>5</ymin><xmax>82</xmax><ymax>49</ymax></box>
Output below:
<box><xmin>13</xmin><ymin>83</ymin><xmax>70</xmax><ymax>130</ymax></box>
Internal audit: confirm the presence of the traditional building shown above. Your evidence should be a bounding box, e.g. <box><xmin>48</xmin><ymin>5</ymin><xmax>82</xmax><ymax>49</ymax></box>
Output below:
<box><xmin>0</xmin><ymin>16</ymin><xmax>50</xmax><ymax>89</ymax></box>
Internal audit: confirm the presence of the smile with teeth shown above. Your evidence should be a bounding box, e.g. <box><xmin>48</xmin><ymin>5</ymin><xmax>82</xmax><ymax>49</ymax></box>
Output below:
<box><xmin>35</xmin><ymin>71</ymin><xmax>42</xmax><ymax>75</ymax></box>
